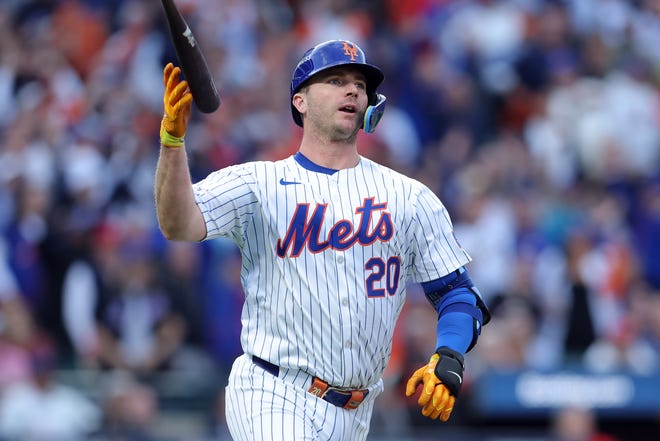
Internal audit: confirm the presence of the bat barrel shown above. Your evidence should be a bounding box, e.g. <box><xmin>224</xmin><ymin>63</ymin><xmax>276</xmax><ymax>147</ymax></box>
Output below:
<box><xmin>161</xmin><ymin>0</ymin><xmax>220</xmax><ymax>113</ymax></box>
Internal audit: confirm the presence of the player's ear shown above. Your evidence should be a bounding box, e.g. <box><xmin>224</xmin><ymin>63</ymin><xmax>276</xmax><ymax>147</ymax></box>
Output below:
<box><xmin>292</xmin><ymin>91</ymin><xmax>307</xmax><ymax>118</ymax></box>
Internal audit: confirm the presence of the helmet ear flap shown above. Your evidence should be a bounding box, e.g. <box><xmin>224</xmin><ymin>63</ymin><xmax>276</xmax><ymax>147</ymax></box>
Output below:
<box><xmin>368</xmin><ymin>91</ymin><xmax>379</xmax><ymax>106</ymax></box>
<box><xmin>363</xmin><ymin>93</ymin><xmax>386</xmax><ymax>134</ymax></box>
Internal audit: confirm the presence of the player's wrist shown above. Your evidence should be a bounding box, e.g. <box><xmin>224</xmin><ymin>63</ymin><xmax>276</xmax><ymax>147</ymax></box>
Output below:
<box><xmin>435</xmin><ymin>346</ymin><xmax>464</xmax><ymax>364</ymax></box>
<box><xmin>433</xmin><ymin>347</ymin><xmax>464</xmax><ymax>398</ymax></box>
<box><xmin>160</xmin><ymin>126</ymin><xmax>185</xmax><ymax>148</ymax></box>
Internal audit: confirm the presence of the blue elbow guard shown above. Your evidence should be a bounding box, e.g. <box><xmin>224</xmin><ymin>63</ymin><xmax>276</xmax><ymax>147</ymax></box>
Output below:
<box><xmin>422</xmin><ymin>267</ymin><xmax>491</xmax><ymax>325</ymax></box>
<box><xmin>422</xmin><ymin>267</ymin><xmax>491</xmax><ymax>352</ymax></box>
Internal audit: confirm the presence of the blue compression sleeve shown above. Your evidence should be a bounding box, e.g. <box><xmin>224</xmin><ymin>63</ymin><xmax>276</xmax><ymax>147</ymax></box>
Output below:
<box><xmin>435</xmin><ymin>288</ymin><xmax>477</xmax><ymax>353</ymax></box>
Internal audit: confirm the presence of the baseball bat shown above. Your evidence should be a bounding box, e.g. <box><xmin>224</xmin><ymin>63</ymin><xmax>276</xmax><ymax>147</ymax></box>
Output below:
<box><xmin>160</xmin><ymin>0</ymin><xmax>220</xmax><ymax>113</ymax></box>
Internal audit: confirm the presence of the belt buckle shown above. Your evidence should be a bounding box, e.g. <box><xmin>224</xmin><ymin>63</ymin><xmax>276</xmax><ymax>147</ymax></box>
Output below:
<box><xmin>308</xmin><ymin>377</ymin><xmax>330</xmax><ymax>398</ymax></box>
<box><xmin>308</xmin><ymin>377</ymin><xmax>347</xmax><ymax>399</ymax></box>
<box><xmin>307</xmin><ymin>377</ymin><xmax>368</xmax><ymax>410</ymax></box>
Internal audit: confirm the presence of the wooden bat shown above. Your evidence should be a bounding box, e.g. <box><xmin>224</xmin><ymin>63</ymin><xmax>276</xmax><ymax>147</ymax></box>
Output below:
<box><xmin>160</xmin><ymin>0</ymin><xmax>220</xmax><ymax>113</ymax></box>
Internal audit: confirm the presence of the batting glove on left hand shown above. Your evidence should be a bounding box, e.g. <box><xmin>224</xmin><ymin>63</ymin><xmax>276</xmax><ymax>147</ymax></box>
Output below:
<box><xmin>161</xmin><ymin>62</ymin><xmax>193</xmax><ymax>148</ymax></box>
<box><xmin>405</xmin><ymin>347</ymin><xmax>464</xmax><ymax>421</ymax></box>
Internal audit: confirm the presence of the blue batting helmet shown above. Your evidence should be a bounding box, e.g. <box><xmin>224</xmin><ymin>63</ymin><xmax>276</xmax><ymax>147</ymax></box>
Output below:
<box><xmin>290</xmin><ymin>39</ymin><xmax>385</xmax><ymax>128</ymax></box>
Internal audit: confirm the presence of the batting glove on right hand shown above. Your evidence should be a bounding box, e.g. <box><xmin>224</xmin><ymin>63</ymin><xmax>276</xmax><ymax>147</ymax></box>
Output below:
<box><xmin>161</xmin><ymin>62</ymin><xmax>192</xmax><ymax>147</ymax></box>
<box><xmin>405</xmin><ymin>347</ymin><xmax>464</xmax><ymax>421</ymax></box>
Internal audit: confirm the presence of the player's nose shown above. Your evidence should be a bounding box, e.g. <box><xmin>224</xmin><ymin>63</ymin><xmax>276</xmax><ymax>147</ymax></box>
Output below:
<box><xmin>345</xmin><ymin>84</ymin><xmax>359</xmax><ymax>97</ymax></box>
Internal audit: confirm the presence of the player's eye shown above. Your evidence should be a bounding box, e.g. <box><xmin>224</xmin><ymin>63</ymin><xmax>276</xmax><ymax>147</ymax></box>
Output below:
<box><xmin>327</xmin><ymin>76</ymin><xmax>366</xmax><ymax>91</ymax></box>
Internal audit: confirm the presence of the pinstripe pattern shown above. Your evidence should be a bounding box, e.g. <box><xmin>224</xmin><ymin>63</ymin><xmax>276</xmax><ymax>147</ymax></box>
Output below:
<box><xmin>225</xmin><ymin>355</ymin><xmax>379</xmax><ymax>441</ymax></box>
<box><xmin>193</xmin><ymin>154</ymin><xmax>470</xmax><ymax>439</ymax></box>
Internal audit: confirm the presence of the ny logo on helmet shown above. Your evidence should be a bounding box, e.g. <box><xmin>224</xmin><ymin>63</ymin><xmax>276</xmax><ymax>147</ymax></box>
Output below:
<box><xmin>343</xmin><ymin>42</ymin><xmax>358</xmax><ymax>61</ymax></box>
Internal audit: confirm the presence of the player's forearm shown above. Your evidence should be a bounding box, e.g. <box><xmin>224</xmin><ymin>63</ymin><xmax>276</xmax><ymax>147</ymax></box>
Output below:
<box><xmin>155</xmin><ymin>146</ymin><xmax>206</xmax><ymax>241</ymax></box>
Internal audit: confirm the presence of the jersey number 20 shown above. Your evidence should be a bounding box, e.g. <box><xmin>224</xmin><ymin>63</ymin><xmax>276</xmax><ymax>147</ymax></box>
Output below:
<box><xmin>365</xmin><ymin>256</ymin><xmax>401</xmax><ymax>297</ymax></box>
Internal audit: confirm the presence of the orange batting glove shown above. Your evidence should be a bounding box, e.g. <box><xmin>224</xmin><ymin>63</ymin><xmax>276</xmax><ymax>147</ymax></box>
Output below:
<box><xmin>160</xmin><ymin>62</ymin><xmax>193</xmax><ymax>148</ymax></box>
<box><xmin>405</xmin><ymin>347</ymin><xmax>464</xmax><ymax>421</ymax></box>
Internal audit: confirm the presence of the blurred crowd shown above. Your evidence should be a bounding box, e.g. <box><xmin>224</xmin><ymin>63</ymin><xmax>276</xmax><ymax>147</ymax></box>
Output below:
<box><xmin>1</xmin><ymin>0</ymin><xmax>660</xmax><ymax>439</ymax></box>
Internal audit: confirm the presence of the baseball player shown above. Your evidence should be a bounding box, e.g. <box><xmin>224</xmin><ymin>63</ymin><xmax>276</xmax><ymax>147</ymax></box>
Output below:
<box><xmin>155</xmin><ymin>39</ymin><xmax>489</xmax><ymax>441</ymax></box>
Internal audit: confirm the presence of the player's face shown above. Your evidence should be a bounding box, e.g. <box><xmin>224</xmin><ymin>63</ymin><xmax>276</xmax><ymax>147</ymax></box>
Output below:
<box><xmin>297</xmin><ymin>67</ymin><xmax>369</xmax><ymax>140</ymax></box>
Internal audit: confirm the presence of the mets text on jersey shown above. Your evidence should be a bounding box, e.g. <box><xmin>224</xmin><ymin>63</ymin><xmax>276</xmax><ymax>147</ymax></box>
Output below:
<box><xmin>276</xmin><ymin>198</ymin><xmax>393</xmax><ymax>257</ymax></box>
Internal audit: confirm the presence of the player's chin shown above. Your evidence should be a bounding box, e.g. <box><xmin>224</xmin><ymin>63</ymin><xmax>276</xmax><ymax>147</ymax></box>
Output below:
<box><xmin>334</xmin><ymin>114</ymin><xmax>361</xmax><ymax>134</ymax></box>
<box><xmin>332</xmin><ymin>125</ymin><xmax>360</xmax><ymax>142</ymax></box>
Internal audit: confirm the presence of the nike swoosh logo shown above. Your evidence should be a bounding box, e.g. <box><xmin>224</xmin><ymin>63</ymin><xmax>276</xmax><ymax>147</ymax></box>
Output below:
<box><xmin>447</xmin><ymin>371</ymin><xmax>462</xmax><ymax>384</ymax></box>
<box><xmin>279</xmin><ymin>178</ymin><xmax>301</xmax><ymax>186</ymax></box>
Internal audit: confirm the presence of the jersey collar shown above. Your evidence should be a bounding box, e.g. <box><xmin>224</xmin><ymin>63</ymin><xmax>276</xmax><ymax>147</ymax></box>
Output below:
<box><xmin>294</xmin><ymin>152</ymin><xmax>339</xmax><ymax>175</ymax></box>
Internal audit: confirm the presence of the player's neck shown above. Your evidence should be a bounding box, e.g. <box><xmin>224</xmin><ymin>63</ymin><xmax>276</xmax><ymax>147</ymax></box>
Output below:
<box><xmin>298</xmin><ymin>133</ymin><xmax>359</xmax><ymax>170</ymax></box>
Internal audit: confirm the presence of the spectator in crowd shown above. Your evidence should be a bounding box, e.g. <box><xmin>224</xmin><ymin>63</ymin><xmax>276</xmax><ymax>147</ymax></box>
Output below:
<box><xmin>0</xmin><ymin>237</ymin><xmax>37</xmax><ymax>390</ymax></box>
<box><xmin>0</xmin><ymin>337</ymin><xmax>102</xmax><ymax>441</ymax></box>
<box><xmin>101</xmin><ymin>372</ymin><xmax>166</xmax><ymax>441</ymax></box>
<box><xmin>92</xmin><ymin>233</ymin><xmax>187</xmax><ymax>375</ymax></box>
<box><xmin>550</xmin><ymin>406</ymin><xmax>618</xmax><ymax>441</ymax></box>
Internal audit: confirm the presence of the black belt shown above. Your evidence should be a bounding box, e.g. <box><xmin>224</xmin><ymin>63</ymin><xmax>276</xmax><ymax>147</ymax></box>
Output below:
<box><xmin>252</xmin><ymin>356</ymin><xmax>369</xmax><ymax>410</ymax></box>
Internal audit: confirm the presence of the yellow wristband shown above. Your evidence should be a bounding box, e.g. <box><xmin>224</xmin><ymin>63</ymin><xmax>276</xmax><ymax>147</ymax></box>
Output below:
<box><xmin>160</xmin><ymin>127</ymin><xmax>184</xmax><ymax>148</ymax></box>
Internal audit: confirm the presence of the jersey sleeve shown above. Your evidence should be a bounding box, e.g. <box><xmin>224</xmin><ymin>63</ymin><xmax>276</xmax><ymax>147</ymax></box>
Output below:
<box><xmin>192</xmin><ymin>164</ymin><xmax>259</xmax><ymax>243</ymax></box>
<box><xmin>408</xmin><ymin>184</ymin><xmax>471</xmax><ymax>282</ymax></box>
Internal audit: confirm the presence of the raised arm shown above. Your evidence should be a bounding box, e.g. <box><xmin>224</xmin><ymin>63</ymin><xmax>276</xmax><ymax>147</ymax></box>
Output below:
<box><xmin>154</xmin><ymin>63</ymin><xmax>206</xmax><ymax>242</ymax></box>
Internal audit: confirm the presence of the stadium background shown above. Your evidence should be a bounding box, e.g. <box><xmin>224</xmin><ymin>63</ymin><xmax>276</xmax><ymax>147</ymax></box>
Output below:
<box><xmin>1</xmin><ymin>0</ymin><xmax>659</xmax><ymax>440</ymax></box>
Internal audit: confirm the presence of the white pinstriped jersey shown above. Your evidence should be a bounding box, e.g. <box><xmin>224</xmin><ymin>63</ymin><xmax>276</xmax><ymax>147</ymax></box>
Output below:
<box><xmin>193</xmin><ymin>153</ymin><xmax>471</xmax><ymax>389</ymax></box>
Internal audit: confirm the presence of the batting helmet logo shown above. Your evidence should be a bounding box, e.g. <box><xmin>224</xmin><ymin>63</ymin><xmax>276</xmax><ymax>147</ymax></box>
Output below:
<box><xmin>342</xmin><ymin>42</ymin><xmax>359</xmax><ymax>61</ymax></box>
